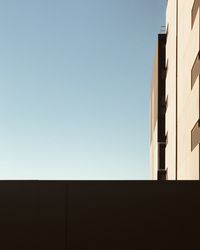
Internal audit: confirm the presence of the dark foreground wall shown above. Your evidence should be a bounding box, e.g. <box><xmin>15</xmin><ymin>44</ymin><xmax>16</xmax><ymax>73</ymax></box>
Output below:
<box><xmin>0</xmin><ymin>181</ymin><xmax>199</xmax><ymax>250</ymax></box>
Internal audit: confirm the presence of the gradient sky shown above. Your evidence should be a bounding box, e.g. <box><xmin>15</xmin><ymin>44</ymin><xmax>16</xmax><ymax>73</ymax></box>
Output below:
<box><xmin>0</xmin><ymin>0</ymin><xmax>166</xmax><ymax>180</ymax></box>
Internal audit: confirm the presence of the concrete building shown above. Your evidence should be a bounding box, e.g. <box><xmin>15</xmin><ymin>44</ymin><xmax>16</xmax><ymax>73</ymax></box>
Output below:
<box><xmin>150</xmin><ymin>0</ymin><xmax>200</xmax><ymax>180</ymax></box>
<box><xmin>150</xmin><ymin>34</ymin><xmax>167</xmax><ymax>180</ymax></box>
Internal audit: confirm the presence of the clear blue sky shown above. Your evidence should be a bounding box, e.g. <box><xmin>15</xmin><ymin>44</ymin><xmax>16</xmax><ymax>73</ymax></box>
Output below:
<box><xmin>0</xmin><ymin>0</ymin><xmax>166</xmax><ymax>180</ymax></box>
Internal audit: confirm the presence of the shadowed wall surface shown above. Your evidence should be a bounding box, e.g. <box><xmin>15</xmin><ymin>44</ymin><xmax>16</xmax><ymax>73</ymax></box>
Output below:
<box><xmin>0</xmin><ymin>181</ymin><xmax>199</xmax><ymax>249</ymax></box>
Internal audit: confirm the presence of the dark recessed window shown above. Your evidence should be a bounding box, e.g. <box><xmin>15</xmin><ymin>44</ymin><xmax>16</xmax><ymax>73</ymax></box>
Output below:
<box><xmin>191</xmin><ymin>120</ymin><xmax>200</xmax><ymax>151</ymax></box>
<box><xmin>165</xmin><ymin>95</ymin><xmax>168</xmax><ymax>111</ymax></box>
<box><xmin>191</xmin><ymin>0</ymin><xmax>199</xmax><ymax>29</ymax></box>
<box><xmin>165</xmin><ymin>132</ymin><xmax>168</xmax><ymax>145</ymax></box>
<box><xmin>165</xmin><ymin>59</ymin><xmax>168</xmax><ymax>78</ymax></box>
<box><xmin>166</xmin><ymin>24</ymin><xmax>169</xmax><ymax>44</ymax></box>
<box><xmin>191</xmin><ymin>51</ymin><xmax>200</xmax><ymax>89</ymax></box>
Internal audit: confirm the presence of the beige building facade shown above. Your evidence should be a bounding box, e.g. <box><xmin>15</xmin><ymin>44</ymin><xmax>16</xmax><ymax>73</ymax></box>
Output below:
<box><xmin>150</xmin><ymin>0</ymin><xmax>200</xmax><ymax>180</ymax></box>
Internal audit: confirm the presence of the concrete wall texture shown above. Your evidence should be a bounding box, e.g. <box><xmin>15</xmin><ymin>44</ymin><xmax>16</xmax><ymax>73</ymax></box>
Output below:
<box><xmin>150</xmin><ymin>0</ymin><xmax>200</xmax><ymax>180</ymax></box>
